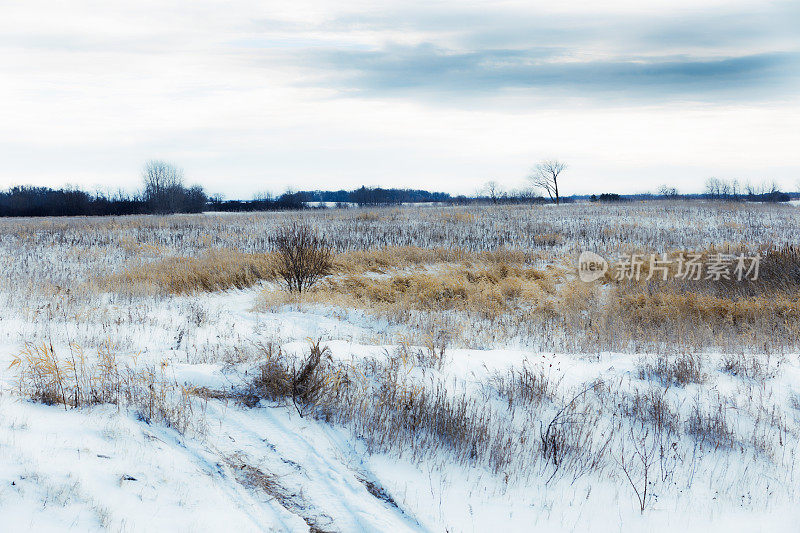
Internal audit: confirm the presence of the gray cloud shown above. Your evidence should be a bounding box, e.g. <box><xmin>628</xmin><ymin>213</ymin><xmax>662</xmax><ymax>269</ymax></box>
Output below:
<box><xmin>296</xmin><ymin>44</ymin><xmax>799</xmax><ymax>101</ymax></box>
<box><xmin>323</xmin><ymin>2</ymin><xmax>800</xmax><ymax>52</ymax></box>
<box><xmin>268</xmin><ymin>1</ymin><xmax>800</xmax><ymax>102</ymax></box>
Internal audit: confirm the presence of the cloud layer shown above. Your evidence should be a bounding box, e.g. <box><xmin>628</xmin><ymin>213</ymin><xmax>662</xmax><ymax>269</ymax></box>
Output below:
<box><xmin>0</xmin><ymin>0</ymin><xmax>798</xmax><ymax>196</ymax></box>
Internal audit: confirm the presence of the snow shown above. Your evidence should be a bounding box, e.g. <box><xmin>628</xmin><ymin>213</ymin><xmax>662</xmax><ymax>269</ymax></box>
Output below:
<box><xmin>0</xmin><ymin>399</ymin><xmax>307</xmax><ymax>532</ymax></box>
<box><xmin>1</xmin><ymin>286</ymin><xmax>800</xmax><ymax>531</ymax></box>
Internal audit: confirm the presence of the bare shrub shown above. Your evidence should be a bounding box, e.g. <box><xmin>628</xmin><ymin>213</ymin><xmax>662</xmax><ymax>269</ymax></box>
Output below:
<box><xmin>250</xmin><ymin>339</ymin><xmax>340</xmax><ymax>417</ymax></box>
<box><xmin>686</xmin><ymin>401</ymin><xmax>735</xmax><ymax>450</ymax></box>
<box><xmin>618</xmin><ymin>427</ymin><xmax>657</xmax><ymax>514</ymax></box>
<box><xmin>538</xmin><ymin>381</ymin><xmax>611</xmax><ymax>481</ymax></box>
<box><xmin>637</xmin><ymin>353</ymin><xmax>704</xmax><ymax>387</ymax></box>
<box><xmin>721</xmin><ymin>352</ymin><xmax>780</xmax><ymax>381</ymax></box>
<box><xmin>623</xmin><ymin>387</ymin><xmax>680</xmax><ymax>436</ymax></box>
<box><xmin>250</xmin><ymin>344</ymin><xmax>292</xmax><ymax>404</ymax></box>
<box><xmin>290</xmin><ymin>340</ymin><xmax>334</xmax><ymax>416</ymax></box>
<box><xmin>273</xmin><ymin>222</ymin><xmax>333</xmax><ymax>293</ymax></box>
<box><xmin>493</xmin><ymin>363</ymin><xmax>559</xmax><ymax>410</ymax></box>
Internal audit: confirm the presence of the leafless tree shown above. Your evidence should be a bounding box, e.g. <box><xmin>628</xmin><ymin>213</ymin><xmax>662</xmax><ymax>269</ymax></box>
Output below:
<box><xmin>142</xmin><ymin>160</ymin><xmax>185</xmax><ymax>214</ymax></box>
<box><xmin>705</xmin><ymin>177</ymin><xmax>726</xmax><ymax>199</ymax></box>
<box><xmin>657</xmin><ymin>185</ymin><xmax>678</xmax><ymax>198</ymax></box>
<box><xmin>273</xmin><ymin>222</ymin><xmax>333</xmax><ymax>293</ymax></box>
<box><xmin>529</xmin><ymin>160</ymin><xmax>567</xmax><ymax>204</ymax></box>
<box><xmin>708</xmin><ymin>177</ymin><xmax>778</xmax><ymax>200</ymax></box>
<box><xmin>483</xmin><ymin>180</ymin><xmax>502</xmax><ymax>204</ymax></box>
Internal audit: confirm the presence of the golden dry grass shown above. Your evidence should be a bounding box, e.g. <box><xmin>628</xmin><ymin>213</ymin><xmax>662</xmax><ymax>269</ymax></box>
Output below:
<box><xmin>91</xmin><ymin>233</ymin><xmax>800</xmax><ymax>352</ymax></box>
<box><xmin>102</xmin><ymin>245</ymin><xmax>550</xmax><ymax>297</ymax></box>
<box><xmin>9</xmin><ymin>339</ymin><xmax>200</xmax><ymax>432</ymax></box>
<box><xmin>258</xmin><ymin>244</ymin><xmax>800</xmax><ymax>351</ymax></box>
<box><xmin>332</xmin><ymin>246</ymin><xmax>541</xmax><ymax>274</ymax></box>
<box><xmin>103</xmin><ymin>249</ymin><xmax>278</xmax><ymax>295</ymax></box>
<box><xmin>262</xmin><ymin>255</ymin><xmax>560</xmax><ymax>319</ymax></box>
<box><xmin>598</xmin><ymin>245</ymin><xmax>800</xmax><ymax>349</ymax></box>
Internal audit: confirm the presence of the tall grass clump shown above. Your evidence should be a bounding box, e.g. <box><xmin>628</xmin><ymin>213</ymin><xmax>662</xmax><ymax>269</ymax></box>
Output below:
<box><xmin>9</xmin><ymin>340</ymin><xmax>201</xmax><ymax>433</ymax></box>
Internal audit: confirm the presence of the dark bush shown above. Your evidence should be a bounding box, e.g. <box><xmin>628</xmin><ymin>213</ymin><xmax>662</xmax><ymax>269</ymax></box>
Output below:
<box><xmin>273</xmin><ymin>222</ymin><xmax>333</xmax><ymax>293</ymax></box>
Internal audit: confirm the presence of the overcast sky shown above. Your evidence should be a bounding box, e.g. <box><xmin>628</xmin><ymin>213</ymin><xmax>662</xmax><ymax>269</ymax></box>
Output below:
<box><xmin>1</xmin><ymin>0</ymin><xmax>798</xmax><ymax>198</ymax></box>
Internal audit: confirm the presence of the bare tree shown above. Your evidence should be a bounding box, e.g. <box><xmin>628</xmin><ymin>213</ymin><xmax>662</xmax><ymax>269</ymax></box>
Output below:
<box><xmin>657</xmin><ymin>185</ymin><xmax>678</xmax><ymax>198</ymax></box>
<box><xmin>483</xmin><ymin>180</ymin><xmax>502</xmax><ymax>204</ymax></box>
<box><xmin>273</xmin><ymin>222</ymin><xmax>333</xmax><ymax>293</ymax></box>
<box><xmin>529</xmin><ymin>160</ymin><xmax>567</xmax><ymax>204</ymax></box>
<box><xmin>705</xmin><ymin>177</ymin><xmax>720</xmax><ymax>198</ymax></box>
<box><xmin>768</xmin><ymin>180</ymin><xmax>779</xmax><ymax>194</ymax></box>
<box><xmin>142</xmin><ymin>160</ymin><xmax>185</xmax><ymax>214</ymax></box>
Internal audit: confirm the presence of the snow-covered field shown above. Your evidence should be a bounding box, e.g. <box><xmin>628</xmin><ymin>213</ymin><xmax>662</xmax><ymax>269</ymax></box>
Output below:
<box><xmin>2</xmin><ymin>202</ymin><xmax>800</xmax><ymax>531</ymax></box>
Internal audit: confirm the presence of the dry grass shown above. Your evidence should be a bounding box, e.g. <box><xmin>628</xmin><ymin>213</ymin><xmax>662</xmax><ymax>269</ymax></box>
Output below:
<box><xmin>492</xmin><ymin>363</ymin><xmax>559</xmax><ymax>409</ymax></box>
<box><xmin>246</xmin><ymin>342</ymin><xmax>629</xmax><ymax>485</ymax></box>
<box><xmin>721</xmin><ymin>352</ymin><xmax>782</xmax><ymax>381</ymax></box>
<box><xmin>622</xmin><ymin>387</ymin><xmax>680</xmax><ymax>436</ymax></box>
<box><xmin>686</xmin><ymin>401</ymin><xmax>736</xmax><ymax>450</ymax></box>
<box><xmin>251</xmin><ymin>242</ymin><xmax>800</xmax><ymax>352</ymax></box>
<box><xmin>249</xmin><ymin>340</ymin><xmax>519</xmax><ymax>473</ymax></box>
<box><xmin>637</xmin><ymin>353</ymin><xmax>705</xmax><ymax>387</ymax></box>
<box><xmin>68</xmin><ymin>212</ymin><xmax>800</xmax><ymax>353</ymax></box>
<box><xmin>9</xmin><ymin>340</ymin><xmax>201</xmax><ymax>433</ymax></box>
<box><xmin>92</xmin><ymin>239</ymin><xmax>800</xmax><ymax>353</ymax></box>
<box><xmin>4</xmin><ymin>203</ymin><xmax>797</xmax><ymax>353</ymax></box>
<box><xmin>333</xmin><ymin>246</ymin><xmax>539</xmax><ymax>275</ymax></box>
<box><xmin>600</xmin><ymin>245</ymin><xmax>800</xmax><ymax>351</ymax></box>
<box><xmin>2</xmin><ymin>204</ymin><xmax>799</xmax><ymax>520</ymax></box>
<box><xmin>104</xmin><ymin>249</ymin><xmax>277</xmax><ymax>295</ymax></box>
<box><xmin>261</xmin><ymin>256</ymin><xmax>558</xmax><ymax>321</ymax></box>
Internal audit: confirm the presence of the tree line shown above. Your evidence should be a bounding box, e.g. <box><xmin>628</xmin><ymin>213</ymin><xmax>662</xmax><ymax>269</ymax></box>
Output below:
<box><xmin>0</xmin><ymin>160</ymin><xmax>207</xmax><ymax>217</ymax></box>
<box><xmin>1</xmin><ymin>158</ymin><xmax>794</xmax><ymax>217</ymax></box>
<box><xmin>702</xmin><ymin>177</ymin><xmax>790</xmax><ymax>202</ymax></box>
<box><xmin>209</xmin><ymin>186</ymin><xmax>469</xmax><ymax>212</ymax></box>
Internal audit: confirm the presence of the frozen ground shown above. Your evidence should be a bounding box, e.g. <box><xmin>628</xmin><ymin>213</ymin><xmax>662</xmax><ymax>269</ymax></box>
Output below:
<box><xmin>1</xmin><ymin>286</ymin><xmax>799</xmax><ymax>531</ymax></box>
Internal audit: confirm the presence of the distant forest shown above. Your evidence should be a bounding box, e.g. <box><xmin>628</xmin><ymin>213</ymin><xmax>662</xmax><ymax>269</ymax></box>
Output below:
<box><xmin>0</xmin><ymin>166</ymin><xmax>794</xmax><ymax>218</ymax></box>
<box><xmin>209</xmin><ymin>186</ymin><xmax>471</xmax><ymax>213</ymax></box>
<box><xmin>0</xmin><ymin>185</ymin><xmax>477</xmax><ymax>217</ymax></box>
